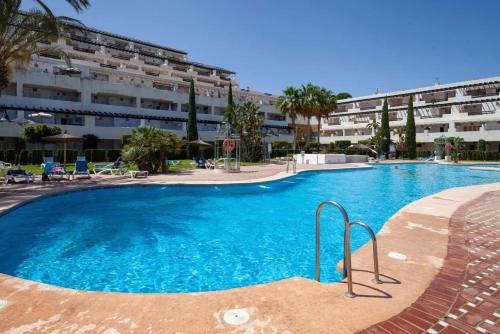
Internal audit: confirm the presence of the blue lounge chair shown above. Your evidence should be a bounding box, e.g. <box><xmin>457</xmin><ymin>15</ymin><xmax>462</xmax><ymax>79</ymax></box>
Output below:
<box><xmin>191</xmin><ymin>157</ymin><xmax>206</xmax><ymax>168</ymax></box>
<box><xmin>44</xmin><ymin>162</ymin><xmax>69</xmax><ymax>180</ymax></box>
<box><xmin>73</xmin><ymin>157</ymin><xmax>90</xmax><ymax>179</ymax></box>
<box><xmin>41</xmin><ymin>156</ymin><xmax>55</xmax><ymax>169</ymax></box>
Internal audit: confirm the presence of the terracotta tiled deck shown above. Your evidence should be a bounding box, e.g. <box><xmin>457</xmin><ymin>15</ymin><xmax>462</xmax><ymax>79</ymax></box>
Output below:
<box><xmin>361</xmin><ymin>191</ymin><xmax>500</xmax><ymax>334</ymax></box>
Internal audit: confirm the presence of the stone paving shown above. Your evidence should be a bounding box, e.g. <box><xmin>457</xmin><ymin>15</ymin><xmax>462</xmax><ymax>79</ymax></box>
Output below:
<box><xmin>360</xmin><ymin>191</ymin><xmax>500</xmax><ymax>334</ymax></box>
<box><xmin>0</xmin><ymin>164</ymin><xmax>498</xmax><ymax>333</ymax></box>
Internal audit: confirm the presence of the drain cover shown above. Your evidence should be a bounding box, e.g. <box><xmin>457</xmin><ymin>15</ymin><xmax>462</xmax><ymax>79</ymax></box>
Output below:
<box><xmin>0</xmin><ymin>300</ymin><xmax>7</xmax><ymax>310</ymax></box>
<box><xmin>223</xmin><ymin>308</ymin><xmax>250</xmax><ymax>325</ymax></box>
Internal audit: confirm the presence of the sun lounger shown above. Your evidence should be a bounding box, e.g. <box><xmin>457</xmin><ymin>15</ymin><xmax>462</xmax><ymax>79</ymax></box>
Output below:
<box><xmin>44</xmin><ymin>162</ymin><xmax>69</xmax><ymax>180</ymax></box>
<box><xmin>191</xmin><ymin>157</ymin><xmax>206</xmax><ymax>168</ymax></box>
<box><xmin>166</xmin><ymin>159</ymin><xmax>181</xmax><ymax>166</ymax></box>
<box><xmin>125</xmin><ymin>170</ymin><xmax>148</xmax><ymax>178</ymax></box>
<box><xmin>93</xmin><ymin>157</ymin><xmax>126</xmax><ymax>175</ymax></box>
<box><xmin>41</xmin><ymin>156</ymin><xmax>55</xmax><ymax>169</ymax></box>
<box><xmin>4</xmin><ymin>169</ymin><xmax>35</xmax><ymax>184</ymax></box>
<box><xmin>0</xmin><ymin>161</ymin><xmax>12</xmax><ymax>170</ymax></box>
<box><xmin>205</xmin><ymin>159</ymin><xmax>215</xmax><ymax>170</ymax></box>
<box><xmin>73</xmin><ymin>157</ymin><xmax>91</xmax><ymax>179</ymax></box>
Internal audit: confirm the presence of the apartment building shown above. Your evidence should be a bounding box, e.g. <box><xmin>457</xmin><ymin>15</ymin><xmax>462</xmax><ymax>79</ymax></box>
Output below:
<box><xmin>321</xmin><ymin>77</ymin><xmax>500</xmax><ymax>152</ymax></box>
<box><xmin>0</xmin><ymin>26</ymin><xmax>291</xmax><ymax>149</ymax></box>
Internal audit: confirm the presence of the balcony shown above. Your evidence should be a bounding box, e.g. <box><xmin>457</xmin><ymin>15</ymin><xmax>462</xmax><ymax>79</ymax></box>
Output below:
<box><xmin>358</xmin><ymin>100</ymin><xmax>381</xmax><ymax>110</ymax></box>
<box><xmin>388</xmin><ymin>97</ymin><xmax>409</xmax><ymax>107</ymax></box>
<box><xmin>327</xmin><ymin>117</ymin><xmax>340</xmax><ymax>125</ymax></box>
<box><xmin>73</xmin><ymin>46</ymin><xmax>96</xmax><ymax>54</ymax></box>
<box><xmin>420</xmin><ymin>90</ymin><xmax>455</xmax><ymax>103</ymax></box>
<box><xmin>464</xmin><ymin>88</ymin><xmax>499</xmax><ymax>98</ymax></box>
<box><xmin>92</xmin><ymin>93</ymin><xmax>136</xmax><ymax>107</ymax></box>
<box><xmin>100</xmin><ymin>63</ymin><xmax>118</xmax><ymax>70</ymax></box>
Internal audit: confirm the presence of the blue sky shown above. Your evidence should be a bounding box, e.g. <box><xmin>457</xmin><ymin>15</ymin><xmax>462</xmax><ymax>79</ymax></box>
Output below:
<box><xmin>24</xmin><ymin>0</ymin><xmax>500</xmax><ymax>96</ymax></box>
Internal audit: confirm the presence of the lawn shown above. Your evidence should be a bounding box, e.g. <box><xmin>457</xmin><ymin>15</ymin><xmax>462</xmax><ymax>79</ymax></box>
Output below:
<box><xmin>11</xmin><ymin>160</ymin><xmax>268</xmax><ymax>175</ymax></box>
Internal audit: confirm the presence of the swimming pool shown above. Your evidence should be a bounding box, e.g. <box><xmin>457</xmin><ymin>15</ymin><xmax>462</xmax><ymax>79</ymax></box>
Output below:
<box><xmin>0</xmin><ymin>163</ymin><xmax>498</xmax><ymax>293</ymax></box>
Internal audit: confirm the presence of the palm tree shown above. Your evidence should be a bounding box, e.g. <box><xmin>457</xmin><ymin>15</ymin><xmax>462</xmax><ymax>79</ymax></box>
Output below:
<box><xmin>394</xmin><ymin>127</ymin><xmax>405</xmax><ymax>153</ymax></box>
<box><xmin>122</xmin><ymin>126</ymin><xmax>179</xmax><ymax>173</ymax></box>
<box><xmin>33</xmin><ymin>0</ymin><xmax>90</xmax><ymax>14</ymax></box>
<box><xmin>366</xmin><ymin>118</ymin><xmax>380</xmax><ymax>134</ymax></box>
<box><xmin>314</xmin><ymin>87</ymin><xmax>336</xmax><ymax>152</ymax></box>
<box><xmin>0</xmin><ymin>0</ymin><xmax>85</xmax><ymax>92</ymax></box>
<box><xmin>277</xmin><ymin>86</ymin><xmax>301</xmax><ymax>150</ymax></box>
<box><xmin>299</xmin><ymin>83</ymin><xmax>318</xmax><ymax>148</ymax></box>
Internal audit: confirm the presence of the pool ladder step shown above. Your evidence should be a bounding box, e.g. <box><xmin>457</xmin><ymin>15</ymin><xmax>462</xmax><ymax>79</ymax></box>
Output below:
<box><xmin>315</xmin><ymin>201</ymin><xmax>382</xmax><ymax>298</ymax></box>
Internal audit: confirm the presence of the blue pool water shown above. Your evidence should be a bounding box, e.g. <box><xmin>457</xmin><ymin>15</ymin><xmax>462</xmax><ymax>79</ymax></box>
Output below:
<box><xmin>0</xmin><ymin>163</ymin><xmax>498</xmax><ymax>293</ymax></box>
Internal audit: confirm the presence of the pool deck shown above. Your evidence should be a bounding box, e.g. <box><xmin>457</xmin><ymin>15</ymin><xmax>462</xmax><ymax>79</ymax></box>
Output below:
<box><xmin>0</xmin><ymin>163</ymin><xmax>499</xmax><ymax>333</ymax></box>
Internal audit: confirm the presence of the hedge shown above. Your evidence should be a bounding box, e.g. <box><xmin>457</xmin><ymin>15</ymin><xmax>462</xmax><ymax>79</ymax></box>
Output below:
<box><xmin>1</xmin><ymin>149</ymin><xmax>126</xmax><ymax>164</ymax></box>
<box><xmin>334</xmin><ymin>140</ymin><xmax>352</xmax><ymax>149</ymax></box>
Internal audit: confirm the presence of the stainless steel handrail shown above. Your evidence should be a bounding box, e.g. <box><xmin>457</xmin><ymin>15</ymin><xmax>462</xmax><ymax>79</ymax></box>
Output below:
<box><xmin>349</xmin><ymin>221</ymin><xmax>382</xmax><ymax>284</ymax></box>
<box><xmin>315</xmin><ymin>201</ymin><xmax>354</xmax><ymax>297</ymax></box>
<box><xmin>315</xmin><ymin>202</ymin><xmax>382</xmax><ymax>298</ymax></box>
<box><xmin>286</xmin><ymin>158</ymin><xmax>297</xmax><ymax>174</ymax></box>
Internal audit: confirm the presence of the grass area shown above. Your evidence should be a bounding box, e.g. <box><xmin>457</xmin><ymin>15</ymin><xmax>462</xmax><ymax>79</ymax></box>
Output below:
<box><xmin>240</xmin><ymin>161</ymin><xmax>268</xmax><ymax>166</ymax></box>
<box><xmin>167</xmin><ymin>160</ymin><xmax>195</xmax><ymax>172</ymax></box>
<box><xmin>10</xmin><ymin>159</ymin><xmax>269</xmax><ymax>175</ymax></box>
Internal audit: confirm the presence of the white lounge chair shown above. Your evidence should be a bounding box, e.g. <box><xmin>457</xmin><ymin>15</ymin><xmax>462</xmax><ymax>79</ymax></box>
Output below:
<box><xmin>125</xmin><ymin>170</ymin><xmax>148</xmax><ymax>178</ymax></box>
<box><xmin>93</xmin><ymin>158</ymin><xmax>126</xmax><ymax>175</ymax></box>
<box><xmin>5</xmin><ymin>169</ymin><xmax>35</xmax><ymax>184</ymax></box>
<box><xmin>205</xmin><ymin>159</ymin><xmax>215</xmax><ymax>170</ymax></box>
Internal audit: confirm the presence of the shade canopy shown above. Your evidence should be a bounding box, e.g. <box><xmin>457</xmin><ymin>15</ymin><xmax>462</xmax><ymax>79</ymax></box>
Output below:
<box><xmin>13</xmin><ymin>118</ymin><xmax>35</xmax><ymax>126</ymax></box>
<box><xmin>348</xmin><ymin>143</ymin><xmax>378</xmax><ymax>155</ymax></box>
<box><xmin>188</xmin><ymin>139</ymin><xmax>212</xmax><ymax>148</ymax></box>
<box><xmin>42</xmin><ymin>133</ymin><xmax>86</xmax><ymax>166</ymax></box>
<box><xmin>28</xmin><ymin>112</ymin><xmax>53</xmax><ymax>118</ymax></box>
<box><xmin>42</xmin><ymin>133</ymin><xmax>86</xmax><ymax>143</ymax></box>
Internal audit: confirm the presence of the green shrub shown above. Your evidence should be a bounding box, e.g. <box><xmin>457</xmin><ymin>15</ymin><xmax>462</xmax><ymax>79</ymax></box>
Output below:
<box><xmin>334</xmin><ymin>140</ymin><xmax>351</xmax><ymax>149</ymax></box>
<box><xmin>477</xmin><ymin>139</ymin><xmax>486</xmax><ymax>152</ymax></box>
<box><xmin>90</xmin><ymin>150</ymin><xmax>106</xmax><ymax>162</ymax></box>
<box><xmin>271</xmin><ymin>140</ymin><xmax>289</xmax><ymax>150</ymax></box>
<box><xmin>326</xmin><ymin>142</ymin><xmax>335</xmax><ymax>153</ymax></box>
<box><xmin>18</xmin><ymin>151</ymin><xmax>29</xmax><ymax>165</ymax></box>
<box><xmin>107</xmin><ymin>149</ymin><xmax>121</xmax><ymax>162</ymax></box>
<box><xmin>5</xmin><ymin>150</ymin><xmax>16</xmax><ymax>164</ymax></box>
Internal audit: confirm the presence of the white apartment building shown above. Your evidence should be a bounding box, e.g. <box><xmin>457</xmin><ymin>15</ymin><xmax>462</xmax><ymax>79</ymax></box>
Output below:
<box><xmin>321</xmin><ymin>77</ymin><xmax>500</xmax><ymax>152</ymax></box>
<box><xmin>0</xmin><ymin>26</ymin><xmax>292</xmax><ymax>149</ymax></box>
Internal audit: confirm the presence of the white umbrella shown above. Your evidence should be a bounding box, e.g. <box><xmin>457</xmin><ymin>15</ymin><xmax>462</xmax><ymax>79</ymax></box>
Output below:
<box><xmin>13</xmin><ymin>118</ymin><xmax>35</xmax><ymax>126</ymax></box>
<box><xmin>28</xmin><ymin>112</ymin><xmax>53</xmax><ymax>118</ymax></box>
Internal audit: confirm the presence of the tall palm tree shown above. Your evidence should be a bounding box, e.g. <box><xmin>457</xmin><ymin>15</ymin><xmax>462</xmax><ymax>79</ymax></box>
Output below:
<box><xmin>0</xmin><ymin>0</ymin><xmax>85</xmax><ymax>92</ymax></box>
<box><xmin>277</xmin><ymin>86</ymin><xmax>301</xmax><ymax>150</ymax></box>
<box><xmin>33</xmin><ymin>0</ymin><xmax>90</xmax><ymax>14</ymax></box>
<box><xmin>299</xmin><ymin>83</ymin><xmax>318</xmax><ymax>148</ymax></box>
<box><xmin>314</xmin><ymin>87</ymin><xmax>336</xmax><ymax>152</ymax></box>
<box><xmin>394</xmin><ymin>127</ymin><xmax>405</xmax><ymax>152</ymax></box>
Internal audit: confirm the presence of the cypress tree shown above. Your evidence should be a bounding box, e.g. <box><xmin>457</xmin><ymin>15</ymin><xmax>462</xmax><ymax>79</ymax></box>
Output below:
<box><xmin>186</xmin><ymin>79</ymin><xmax>198</xmax><ymax>158</ymax></box>
<box><xmin>223</xmin><ymin>81</ymin><xmax>235</xmax><ymax>130</ymax></box>
<box><xmin>405</xmin><ymin>95</ymin><xmax>417</xmax><ymax>159</ymax></box>
<box><xmin>380</xmin><ymin>98</ymin><xmax>391</xmax><ymax>156</ymax></box>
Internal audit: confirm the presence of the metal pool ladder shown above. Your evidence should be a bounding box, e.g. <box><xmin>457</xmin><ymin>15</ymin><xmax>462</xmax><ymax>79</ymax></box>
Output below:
<box><xmin>315</xmin><ymin>201</ymin><xmax>382</xmax><ymax>297</ymax></box>
<box><xmin>286</xmin><ymin>157</ymin><xmax>297</xmax><ymax>174</ymax></box>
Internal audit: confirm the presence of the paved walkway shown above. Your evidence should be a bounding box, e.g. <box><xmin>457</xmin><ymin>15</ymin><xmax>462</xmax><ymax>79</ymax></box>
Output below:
<box><xmin>360</xmin><ymin>191</ymin><xmax>500</xmax><ymax>334</ymax></box>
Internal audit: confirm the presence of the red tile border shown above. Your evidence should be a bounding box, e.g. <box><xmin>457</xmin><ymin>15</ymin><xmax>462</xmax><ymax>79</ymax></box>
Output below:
<box><xmin>359</xmin><ymin>191</ymin><xmax>500</xmax><ymax>334</ymax></box>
